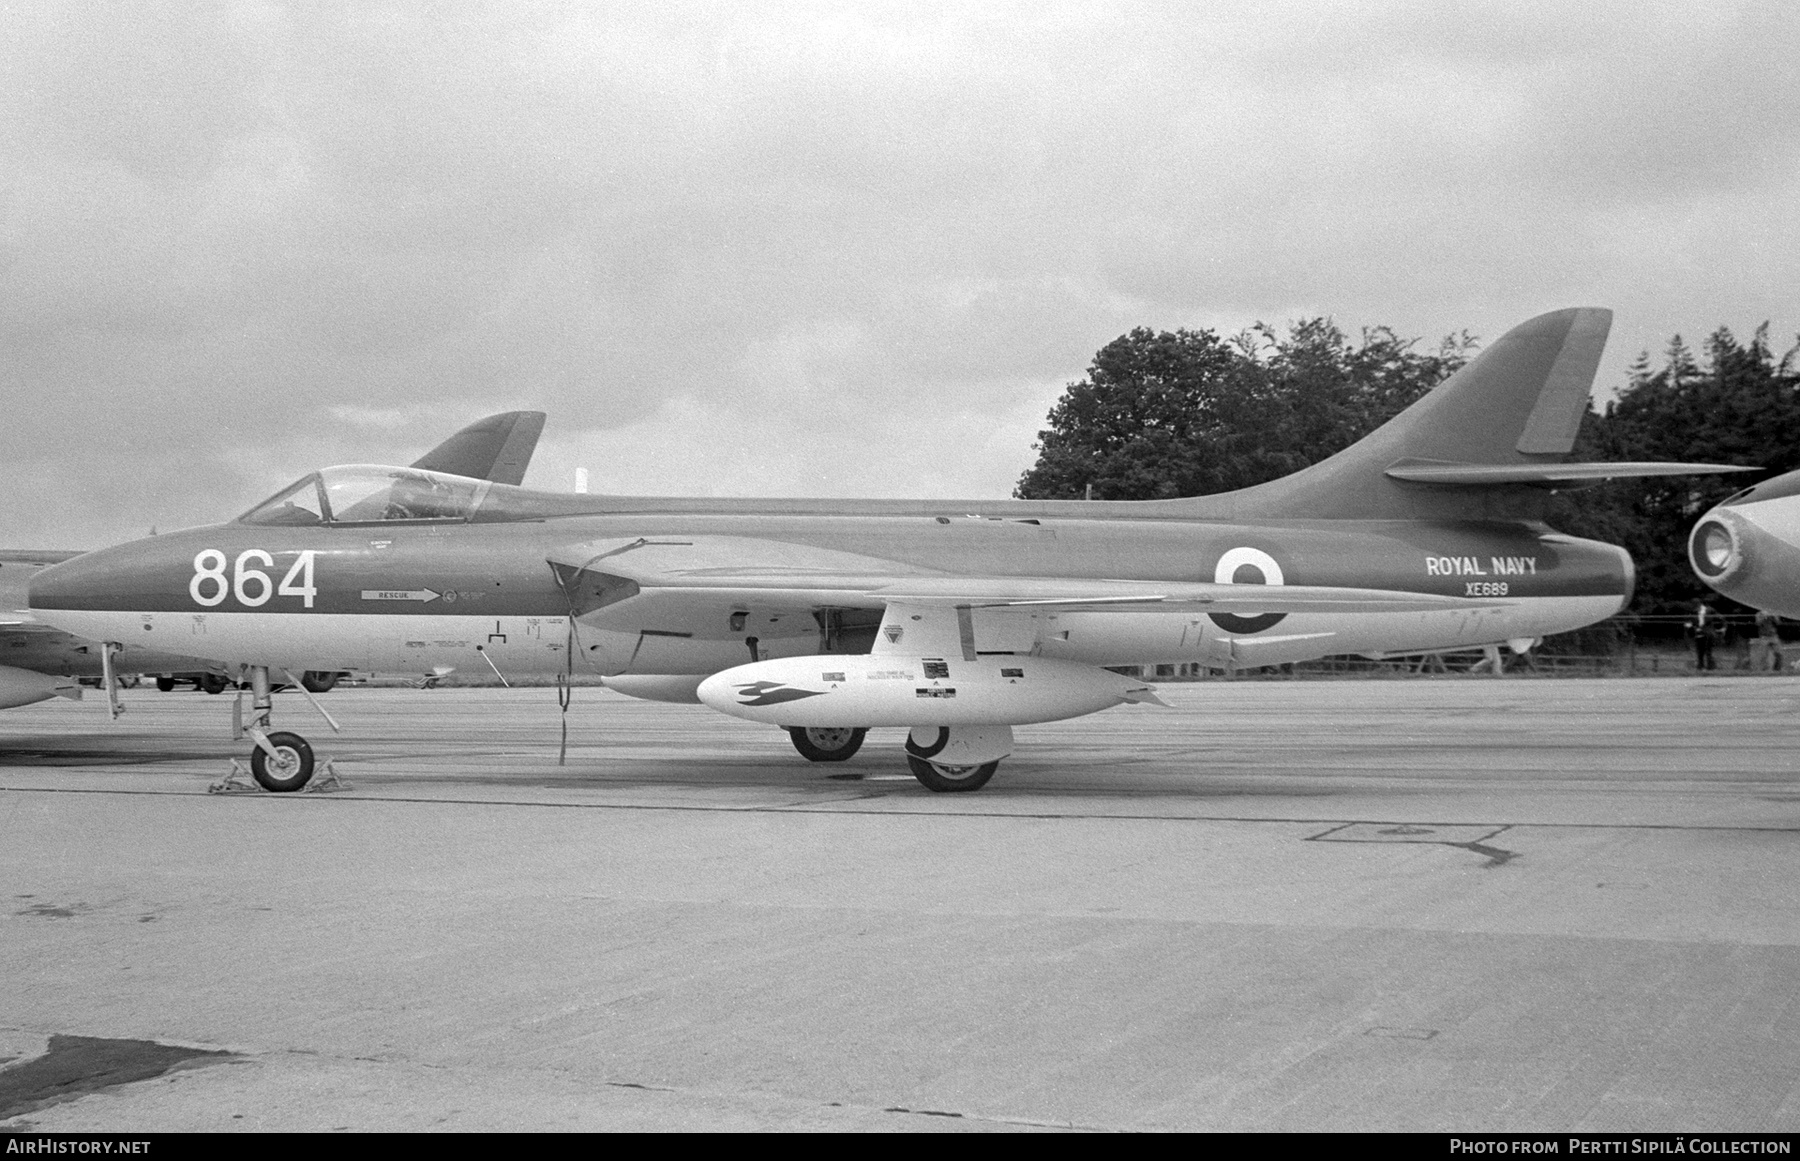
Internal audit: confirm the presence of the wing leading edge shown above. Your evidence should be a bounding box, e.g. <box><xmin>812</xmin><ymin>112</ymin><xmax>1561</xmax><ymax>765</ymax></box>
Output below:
<box><xmin>546</xmin><ymin>535</ymin><xmax>1508</xmax><ymax>618</ymax></box>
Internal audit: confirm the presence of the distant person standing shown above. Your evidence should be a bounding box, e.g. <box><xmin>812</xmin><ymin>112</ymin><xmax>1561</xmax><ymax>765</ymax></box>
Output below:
<box><xmin>1690</xmin><ymin>600</ymin><xmax>1720</xmax><ymax>671</ymax></box>
<box><xmin>1754</xmin><ymin>608</ymin><xmax>1783</xmax><ymax>672</ymax></box>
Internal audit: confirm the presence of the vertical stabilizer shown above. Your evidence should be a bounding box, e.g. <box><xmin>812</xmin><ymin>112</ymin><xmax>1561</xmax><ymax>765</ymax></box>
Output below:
<box><xmin>411</xmin><ymin>411</ymin><xmax>548</xmax><ymax>485</ymax></box>
<box><xmin>1207</xmin><ymin>307</ymin><xmax>1612</xmax><ymax>520</ymax></box>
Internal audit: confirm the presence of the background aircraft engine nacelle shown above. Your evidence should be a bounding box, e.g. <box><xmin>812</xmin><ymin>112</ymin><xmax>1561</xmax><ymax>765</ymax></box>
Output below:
<box><xmin>1690</xmin><ymin>504</ymin><xmax>1800</xmax><ymax>617</ymax></box>
<box><xmin>0</xmin><ymin>665</ymin><xmax>81</xmax><ymax>709</ymax></box>
<box><xmin>1689</xmin><ymin>513</ymin><xmax>1744</xmax><ymax>583</ymax></box>
<box><xmin>696</xmin><ymin>655</ymin><xmax>1157</xmax><ymax>728</ymax></box>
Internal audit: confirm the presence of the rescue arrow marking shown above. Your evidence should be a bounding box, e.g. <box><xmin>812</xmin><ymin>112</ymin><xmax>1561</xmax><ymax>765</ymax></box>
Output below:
<box><xmin>361</xmin><ymin>589</ymin><xmax>441</xmax><ymax>603</ymax></box>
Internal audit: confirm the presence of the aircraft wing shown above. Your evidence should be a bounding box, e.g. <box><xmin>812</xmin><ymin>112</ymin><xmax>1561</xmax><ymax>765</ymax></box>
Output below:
<box><xmin>547</xmin><ymin>536</ymin><xmax>1505</xmax><ymax>616</ymax></box>
<box><xmin>411</xmin><ymin>411</ymin><xmax>547</xmax><ymax>485</ymax></box>
<box><xmin>866</xmin><ymin>577</ymin><xmax>1493</xmax><ymax>613</ymax></box>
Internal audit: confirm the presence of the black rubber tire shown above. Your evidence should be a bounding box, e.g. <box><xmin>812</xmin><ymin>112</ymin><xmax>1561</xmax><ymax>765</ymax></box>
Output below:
<box><xmin>198</xmin><ymin>674</ymin><xmax>230</xmax><ymax>695</ymax></box>
<box><xmin>250</xmin><ymin>731</ymin><xmax>315</xmax><ymax>793</ymax></box>
<box><xmin>906</xmin><ymin>755</ymin><xmax>999</xmax><ymax>793</ymax></box>
<box><xmin>154</xmin><ymin>677</ymin><xmax>175</xmax><ymax>693</ymax></box>
<box><xmin>788</xmin><ymin>726</ymin><xmax>868</xmax><ymax>762</ymax></box>
<box><xmin>300</xmin><ymin>671</ymin><xmax>339</xmax><ymax>694</ymax></box>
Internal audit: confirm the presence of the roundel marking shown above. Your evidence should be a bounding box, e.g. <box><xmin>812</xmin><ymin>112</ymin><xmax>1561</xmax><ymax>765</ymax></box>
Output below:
<box><xmin>1208</xmin><ymin>546</ymin><xmax>1287</xmax><ymax>634</ymax></box>
<box><xmin>1214</xmin><ymin>547</ymin><xmax>1285</xmax><ymax>587</ymax></box>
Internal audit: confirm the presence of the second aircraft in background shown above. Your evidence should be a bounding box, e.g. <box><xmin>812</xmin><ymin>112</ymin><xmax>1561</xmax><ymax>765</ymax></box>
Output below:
<box><xmin>1690</xmin><ymin>471</ymin><xmax>1800</xmax><ymax>619</ymax></box>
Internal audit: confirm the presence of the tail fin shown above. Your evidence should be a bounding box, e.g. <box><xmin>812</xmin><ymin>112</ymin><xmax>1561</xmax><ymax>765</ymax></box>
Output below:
<box><xmin>1212</xmin><ymin>308</ymin><xmax>1614</xmax><ymax>520</ymax></box>
<box><xmin>411</xmin><ymin>411</ymin><xmax>547</xmax><ymax>485</ymax></box>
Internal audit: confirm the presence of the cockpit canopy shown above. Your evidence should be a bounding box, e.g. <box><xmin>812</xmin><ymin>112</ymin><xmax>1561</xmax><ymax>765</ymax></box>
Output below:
<box><xmin>239</xmin><ymin>465</ymin><xmax>490</xmax><ymax>526</ymax></box>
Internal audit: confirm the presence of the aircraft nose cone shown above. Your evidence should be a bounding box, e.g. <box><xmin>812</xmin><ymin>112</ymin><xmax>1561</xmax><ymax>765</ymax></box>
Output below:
<box><xmin>28</xmin><ymin>540</ymin><xmax>157</xmax><ymax>614</ymax></box>
<box><xmin>25</xmin><ymin>550</ymin><xmax>112</xmax><ymax>641</ymax></box>
<box><xmin>27</xmin><ymin>552</ymin><xmax>89</xmax><ymax>610</ymax></box>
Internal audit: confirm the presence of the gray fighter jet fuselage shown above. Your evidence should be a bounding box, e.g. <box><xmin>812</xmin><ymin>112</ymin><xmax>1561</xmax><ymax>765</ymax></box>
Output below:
<box><xmin>29</xmin><ymin>309</ymin><xmax>1748</xmax><ymax>792</ymax></box>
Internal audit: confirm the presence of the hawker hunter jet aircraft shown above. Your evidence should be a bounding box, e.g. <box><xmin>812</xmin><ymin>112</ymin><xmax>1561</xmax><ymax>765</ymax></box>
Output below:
<box><xmin>1690</xmin><ymin>469</ymin><xmax>1800</xmax><ymax>617</ymax></box>
<box><xmin>31</xmin><ymin>309</ymin><xmax>1748</xmax><ymax>793</ymax></box>
<box><xmin>2</xmin><ymin>411</ymin><xmax>544</xmax><ymax>714</ymax></box>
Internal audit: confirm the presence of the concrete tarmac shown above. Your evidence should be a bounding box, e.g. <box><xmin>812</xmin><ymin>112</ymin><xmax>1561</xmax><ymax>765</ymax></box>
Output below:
<box><xmin>3</xmin><ymin>676</ymin><xmax>1799</xmax><ymax>1132</ymax></box>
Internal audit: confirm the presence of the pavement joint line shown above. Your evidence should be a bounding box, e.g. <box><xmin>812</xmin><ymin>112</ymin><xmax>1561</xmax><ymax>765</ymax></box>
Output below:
<box><xmin>5</xmin><ymin>782</ymin><xmax>1800</xmax><ymax>833</ymax></box>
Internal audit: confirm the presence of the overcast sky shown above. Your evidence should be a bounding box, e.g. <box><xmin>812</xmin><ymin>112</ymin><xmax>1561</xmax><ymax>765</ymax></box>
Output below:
<box><xmin>3</xmin><ymin>0</ymin><xmax>1797</xmax><ymax>547</ymax></box>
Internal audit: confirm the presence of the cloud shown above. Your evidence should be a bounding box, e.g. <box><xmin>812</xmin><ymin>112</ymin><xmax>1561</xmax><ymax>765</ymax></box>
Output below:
<box><xmin>2</xmin><ymin>0</ymin><xmax>1797</xmax><ymax>547</ymax></box>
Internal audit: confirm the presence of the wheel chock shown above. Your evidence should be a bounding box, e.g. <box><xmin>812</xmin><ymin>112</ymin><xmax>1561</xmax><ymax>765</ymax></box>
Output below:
<box><xmin>207</xmin><ymin>757</ymin><xmax>350</xmax><ymax>795</ymax></box>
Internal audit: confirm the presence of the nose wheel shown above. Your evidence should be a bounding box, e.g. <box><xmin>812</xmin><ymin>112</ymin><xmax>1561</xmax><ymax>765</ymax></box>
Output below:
<box><xmin>210</xmin><ymin>665</ymin><xmax>345</xmax><ymax>794</ymax></box>
<box><xmin>249</xmin><ymin>731</ymin><xmax>315</xmax><ymax>792</ymax></box>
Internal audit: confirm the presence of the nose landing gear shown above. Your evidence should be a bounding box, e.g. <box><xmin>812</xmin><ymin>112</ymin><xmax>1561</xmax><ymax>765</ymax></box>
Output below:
<box><xmin>211</xmin><ymin>665</ymin><xmax>346</xmax><ymax>794</ymax></box>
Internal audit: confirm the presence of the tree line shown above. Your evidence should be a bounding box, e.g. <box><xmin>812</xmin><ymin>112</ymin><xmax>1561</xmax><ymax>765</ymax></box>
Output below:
<box><xmin>1015</xmin><ymin>318</ymin><xmax>1800</xmax><ymax>618</ymax></box>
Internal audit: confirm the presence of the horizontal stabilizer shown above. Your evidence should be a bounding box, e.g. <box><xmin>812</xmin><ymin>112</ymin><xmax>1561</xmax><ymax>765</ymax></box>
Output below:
<box><xmin>1385</xmin><ymin>459</ymin><xmax>1758</xmax><ymax>486</ymax></box>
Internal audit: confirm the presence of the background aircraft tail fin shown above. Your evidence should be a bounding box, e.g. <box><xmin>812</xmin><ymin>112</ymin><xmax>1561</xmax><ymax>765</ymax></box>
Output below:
<box><xmin>411</xmin><ymin>411</ymin><xmax>547</xmax><ymax>485</ymax></box>
<box><xmin>1208</xmin><ymin>308</ymin><xmax>1618</xmax><ymax>520</ymax></box>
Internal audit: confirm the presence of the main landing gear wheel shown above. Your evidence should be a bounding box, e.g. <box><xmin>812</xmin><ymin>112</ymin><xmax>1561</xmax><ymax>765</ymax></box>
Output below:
<box><xmin>788</xmin><ymin>726</ymin><xmax>867</xmax><ymax>762</ymax></box>
<box><xmin>250</xmin><ymin>731</ymin><xmax>315</xmax><ymax>793</ymax></box>
<box><xmin>154</xmin><ymin>677</ymin><xmax>175</xmax><ymax>692</ymax></box>
<box><xmin>906</xmin><ymin>755</ymin><xmax>1000</xmax><ymax>793</ymax></box>
<box><xmin>199</xmin><ymin>673</ymin><xmax>230</xmax><ymax>695</ymax></box>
